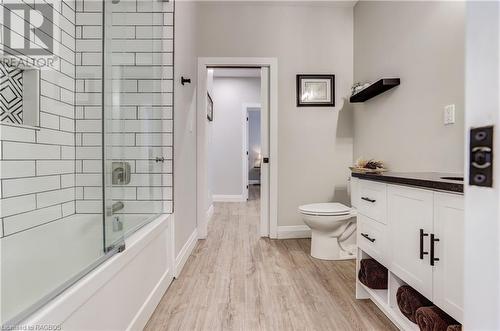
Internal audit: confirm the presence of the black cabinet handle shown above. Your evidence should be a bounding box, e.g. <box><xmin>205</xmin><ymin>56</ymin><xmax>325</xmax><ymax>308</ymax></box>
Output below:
<box><xmin>361</xmin><ymin>233</ymin><xmax>376</xmax><ymax>242</ymax></box>
<box><xmin>430</xmin><ymin>234</ymin><xmax>440</xmax><ymax>266</ymax></box>
<box><xmin>361</xmin><ymin>197</ymin><xmax>376</xmax><ymax>203</ymax></box>
<box><xmin>419</xmin><ymin>229</ymin><xmax>429</xmax><ymax>259</ymax></box>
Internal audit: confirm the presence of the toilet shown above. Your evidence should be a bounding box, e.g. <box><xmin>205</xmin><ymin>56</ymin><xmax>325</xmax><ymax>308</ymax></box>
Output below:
<box><xmin>298</xmin><ymin>202</ymin><xmax>357</xmax><ymax>260</ymax></box>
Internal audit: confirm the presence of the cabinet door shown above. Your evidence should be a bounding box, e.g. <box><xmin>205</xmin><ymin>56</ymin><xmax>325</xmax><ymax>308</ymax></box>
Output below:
<box><xmin>388</xmin><ymin>185</ymin><xmax>434</xmax><ymax>298</ymax></box>
<box><xmin>433</xmin><ymin>193</ymin><xmax>464</xmax><ymax>323</ymax></box>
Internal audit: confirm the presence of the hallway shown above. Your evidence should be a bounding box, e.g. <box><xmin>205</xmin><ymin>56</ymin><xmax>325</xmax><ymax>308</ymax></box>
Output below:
<box><xmin>145</xmin><ymin>186</ymin><xmax>396</xmax><ymax>330</ymax></box>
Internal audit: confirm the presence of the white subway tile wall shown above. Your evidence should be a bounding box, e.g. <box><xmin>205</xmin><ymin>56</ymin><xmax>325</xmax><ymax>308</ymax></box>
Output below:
<box><xmin>75</xmin><ymin>0</ymin><xmax>174</xmax><ymax>218</ymax></box>
<box><xmin>0</xmin><ymin>0</ymin><xmax>76</xmax><ymax>237</ymax></box>
<box><xmin>0</xmin><ymin>0</ymin><xmax>174</xmax><ymax>238</ymax></box>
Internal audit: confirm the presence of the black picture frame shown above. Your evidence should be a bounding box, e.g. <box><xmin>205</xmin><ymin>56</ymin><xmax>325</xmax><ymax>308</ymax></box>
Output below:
<box><xmin>207</xmin><ymin>93</ymin><xmax>214</xmax><ymax>121</ymax></box>
<box><xmin>296</xmin><ymin>74</ymin><xmax>335</xmax><ymax>107</ymax></box>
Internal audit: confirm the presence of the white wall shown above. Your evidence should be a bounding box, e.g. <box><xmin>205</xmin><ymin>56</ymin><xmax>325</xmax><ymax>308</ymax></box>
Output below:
<box><xmin>173</xmin><ymin>1</ymin><xmax>199</xmax><ymax>255</ymax></box>
<box><xmin>197</xmin><ymin>2</ymin><xmax>354</xmax><ymax>226</ymax></box>
<box><xmin>209</xmin><ymin>77</ymin><xmax>260</xmax><ymax>198</ymax></box>
<box><xmin>353</xmin><ymin>1</ymin><xmax>465</xmax><ymax>173</ymax></box>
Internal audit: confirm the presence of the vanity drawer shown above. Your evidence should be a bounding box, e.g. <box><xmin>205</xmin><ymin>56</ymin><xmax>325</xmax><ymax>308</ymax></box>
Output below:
<box><xmin>357</xmin><ymin>214</ymin><xmax>388</xmax><ymax>265</ymax></box>
<box><xmin>357</xmin><ymin>180</ymin><xmax>387</xmax><ymax>224</ymax></box>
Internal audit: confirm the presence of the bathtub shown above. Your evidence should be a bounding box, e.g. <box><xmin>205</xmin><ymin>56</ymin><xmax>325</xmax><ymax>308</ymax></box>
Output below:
<box><xmin>20</xmin><ymin>214</ymin><xmax>174</xmax><ymax>331</ymax></box>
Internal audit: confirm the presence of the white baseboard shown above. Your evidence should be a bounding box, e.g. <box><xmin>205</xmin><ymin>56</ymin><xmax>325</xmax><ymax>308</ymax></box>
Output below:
<box><xmin>206</xmin><ymin>204</ymin><xmax>214</xmax><ymax>225</ymax></box>
<box><xmin>174</xmin><ymin>228</ymin><xmax>198</xmax><ymax>277</ymax></box>
<box><xmin>277</xmin><ymin>225</ymin><xmax>311</xmax><ymax>239</ymax></box>
<box><xmin>212</xmin><ymin>194</ymin><xmax>245</xmax><ymax>202</ymax></box>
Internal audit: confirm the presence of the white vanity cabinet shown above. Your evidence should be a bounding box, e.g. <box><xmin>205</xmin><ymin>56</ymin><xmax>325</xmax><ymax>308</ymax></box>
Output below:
<box><xmin>432</xmin><ymin>192</ymin><xmax>464</xmax><ymax>322</ymax></box>
<box><xmin>388</xmin><ymin>185</ymin><xmax>434</xmax><ymax>299</ymax></box>
<box><xmin>354</xmin><ymin>178</ymin><xmax>464</xmax><ymax>328</ymax></box>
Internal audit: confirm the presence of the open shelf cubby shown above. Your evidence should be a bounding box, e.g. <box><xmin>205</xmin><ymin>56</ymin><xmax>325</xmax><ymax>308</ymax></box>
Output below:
<box><xmin>356</xmin><ymin>248</ymin><xmax>419</xmax><ymax>331</ymax></box>
<box><xmin>350</xmin><ymin>78</ymin><xmax>400</xmax><ymax>103</ymax></box>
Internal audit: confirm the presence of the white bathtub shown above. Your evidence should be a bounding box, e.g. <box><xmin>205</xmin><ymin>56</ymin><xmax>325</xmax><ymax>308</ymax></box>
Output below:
<box><xmin>20</xmin><ymin>214</ymin><xmax>174</xmax><ymax>331</ymax></box>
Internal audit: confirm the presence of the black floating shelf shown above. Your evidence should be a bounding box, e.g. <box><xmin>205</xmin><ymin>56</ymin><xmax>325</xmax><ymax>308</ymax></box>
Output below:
<box><xmin>350</xmin><ymin>78</ymin><xmax>400</xmax><ymax>103</ymax></box>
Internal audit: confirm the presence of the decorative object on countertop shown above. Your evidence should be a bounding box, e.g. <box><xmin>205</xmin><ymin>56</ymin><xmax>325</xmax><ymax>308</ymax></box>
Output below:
<box><xmin>350</xmin><ymin>78</ymin><xmax>400</xmax><ymax>103</ymax></box>
<box><xmin>396</xmin><ymin>285</ymin><xmax>433</xmax><ymax>324</ymax></box>
<box><xmin>358</xmin><ymin>259</ymin><xmax>388</xmax><ymax>290</ymax></box>
<box><xmin>207</xmin><ymin>93</ymin><xmax>214</xmax><ymax>121</ymax></box>
<box><xmin>350</xmin><ymin>158</ymin><xmax>387</xmax><ymax>173</ymax></box>
<box><xmin>415</xmin><ymin>306</ymin><xmax>460</xmax><ymax>331</ymax></box>
<box><xmin>296</xmin><ymin>74</ymin><xmax>335</xmax><ymax>107</ymax></box>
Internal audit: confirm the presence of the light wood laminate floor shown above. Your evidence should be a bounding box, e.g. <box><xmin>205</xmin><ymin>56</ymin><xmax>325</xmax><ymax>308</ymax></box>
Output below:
<box><xmin>145</xmin><ymin>186</ymin><xmax>396</xmax><ymax>330</ymax></box>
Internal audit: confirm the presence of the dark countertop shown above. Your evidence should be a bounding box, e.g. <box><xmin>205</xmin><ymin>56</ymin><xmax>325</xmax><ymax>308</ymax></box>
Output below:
<box><xmin>351</xmin><ymin>172</ymin><xmax>464</xmax><ymax>193</ymax></box>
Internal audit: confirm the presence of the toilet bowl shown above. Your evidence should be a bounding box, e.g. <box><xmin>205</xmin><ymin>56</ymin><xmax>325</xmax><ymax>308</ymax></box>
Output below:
<box><xmin>299</xmin><ymin>203</ymin><xmax>357</xmax><ymax>260</ymax></box>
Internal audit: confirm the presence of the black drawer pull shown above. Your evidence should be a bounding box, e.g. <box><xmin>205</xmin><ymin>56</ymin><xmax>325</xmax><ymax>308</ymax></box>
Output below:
<box><xmin>361</xmin><ymin>233</ymin><xmax>376</xmax><ymax>242</ymax></box>
<box><xmin>361</xmin><ymin>197</ymin><xmax>376</xmax><ymax>203</ymax></box>
<box><xmin>430</xmin><ymin>234</ymin><xmax>440</xmax><ymax>266</ymax></box>
<box><xmin>419</xmin><ymin>229</ymin><xmax>429</xmax><ymax>260</ymax></box>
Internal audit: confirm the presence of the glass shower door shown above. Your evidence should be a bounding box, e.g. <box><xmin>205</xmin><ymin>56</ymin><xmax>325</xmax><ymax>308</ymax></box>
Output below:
<box><xmin>103</xmin><ymin>0</ymin><xmax>164</xmax><ymax>251</ymax></box>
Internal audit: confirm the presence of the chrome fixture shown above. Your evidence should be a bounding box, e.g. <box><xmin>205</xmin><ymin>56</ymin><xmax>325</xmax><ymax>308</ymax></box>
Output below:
<box><xmin>107</xmin><ymin>201</ymin><xmax>124</xmax><ymax>216</ymax></box>
<box><xmin>112</xmin><ymin>216</ymin><xmax>123</xmax><ymax>232</ymax></box>
<box><xmin>112</xmin><ymin>162</ymin><xmax>131</xmax><ymax>185</ymax></box>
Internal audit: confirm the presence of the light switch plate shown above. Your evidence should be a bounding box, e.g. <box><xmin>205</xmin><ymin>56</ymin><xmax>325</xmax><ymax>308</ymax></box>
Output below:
<box><xmin>444</xmin><ymin>104</ymin><xmax>456</xmax><ymax>125</ymax></box>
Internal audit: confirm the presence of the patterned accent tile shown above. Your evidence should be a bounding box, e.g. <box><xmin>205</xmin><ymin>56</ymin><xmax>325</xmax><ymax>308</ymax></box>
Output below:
<box><xmin>0</xmin><ymin>63</ymin><xmax>23</xmax><ymax>125</ymax></box>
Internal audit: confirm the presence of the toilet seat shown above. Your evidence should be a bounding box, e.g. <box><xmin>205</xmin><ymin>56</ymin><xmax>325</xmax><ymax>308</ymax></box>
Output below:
<box><xmin>299</xmin><ymin>203</ymin><xmax>351</xmax><ymax>216</ymax></box>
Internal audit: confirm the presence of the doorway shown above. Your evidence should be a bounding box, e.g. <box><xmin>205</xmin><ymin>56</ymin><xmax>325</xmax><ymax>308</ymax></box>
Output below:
<box><xmin>244</xmin><ymin>103</ymin><xmax>262</xmax><ymax>201</ymax></box>
<box><xmin>196</xmin><ymin>58</ymin><xmax>278</xmax><ymax>239</ymax></box>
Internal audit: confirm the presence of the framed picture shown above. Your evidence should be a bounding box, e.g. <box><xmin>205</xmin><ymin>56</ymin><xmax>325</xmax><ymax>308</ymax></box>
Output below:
<box><xmin>207</xmin><ymin>93</ymin><xmax>214</xmax><ymax>121</ymax></box>
<box><xmin>296</xmin><ymin>74</ymin><xmax>335</xmax><ymax>107</ymax></box>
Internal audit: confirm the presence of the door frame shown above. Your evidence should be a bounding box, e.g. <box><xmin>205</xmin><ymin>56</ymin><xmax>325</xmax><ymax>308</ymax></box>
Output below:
<box><xmin>196</xmin><ymin>57</ymin><xmax>278</xmax><ymax>239</ymax></box>
<box><xmin>242</xmin><ymin>103</ymin><xmax>261</xmax><ymax>201</ymax></box>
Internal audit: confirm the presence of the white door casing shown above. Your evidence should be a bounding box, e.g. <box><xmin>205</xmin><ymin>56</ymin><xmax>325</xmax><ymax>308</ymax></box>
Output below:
<box><xmin>260</xmin><ymin>67</ymin><xmax>271</xmax><ymax>237</ymax></box>
<box><xmin>196</xmin><ymin>58</ymin><xmax>278</xmax><ymax>239</ymax></box>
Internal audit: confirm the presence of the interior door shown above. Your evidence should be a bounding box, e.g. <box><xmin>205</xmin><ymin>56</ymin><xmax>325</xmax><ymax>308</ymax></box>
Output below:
<box><xmin>388</xmin><ymin>185</ymin><xmax>434</xmax><ymax>299</ymax></box>
<box><xmin>463</xmin><ymin>2</ymin><xmax>500</xmax><ymax>329</ymax></box>
<box><xmin>260</xmin><ymin>67</ymin><xmax>270</xmax><ymax>237</ymax></box>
